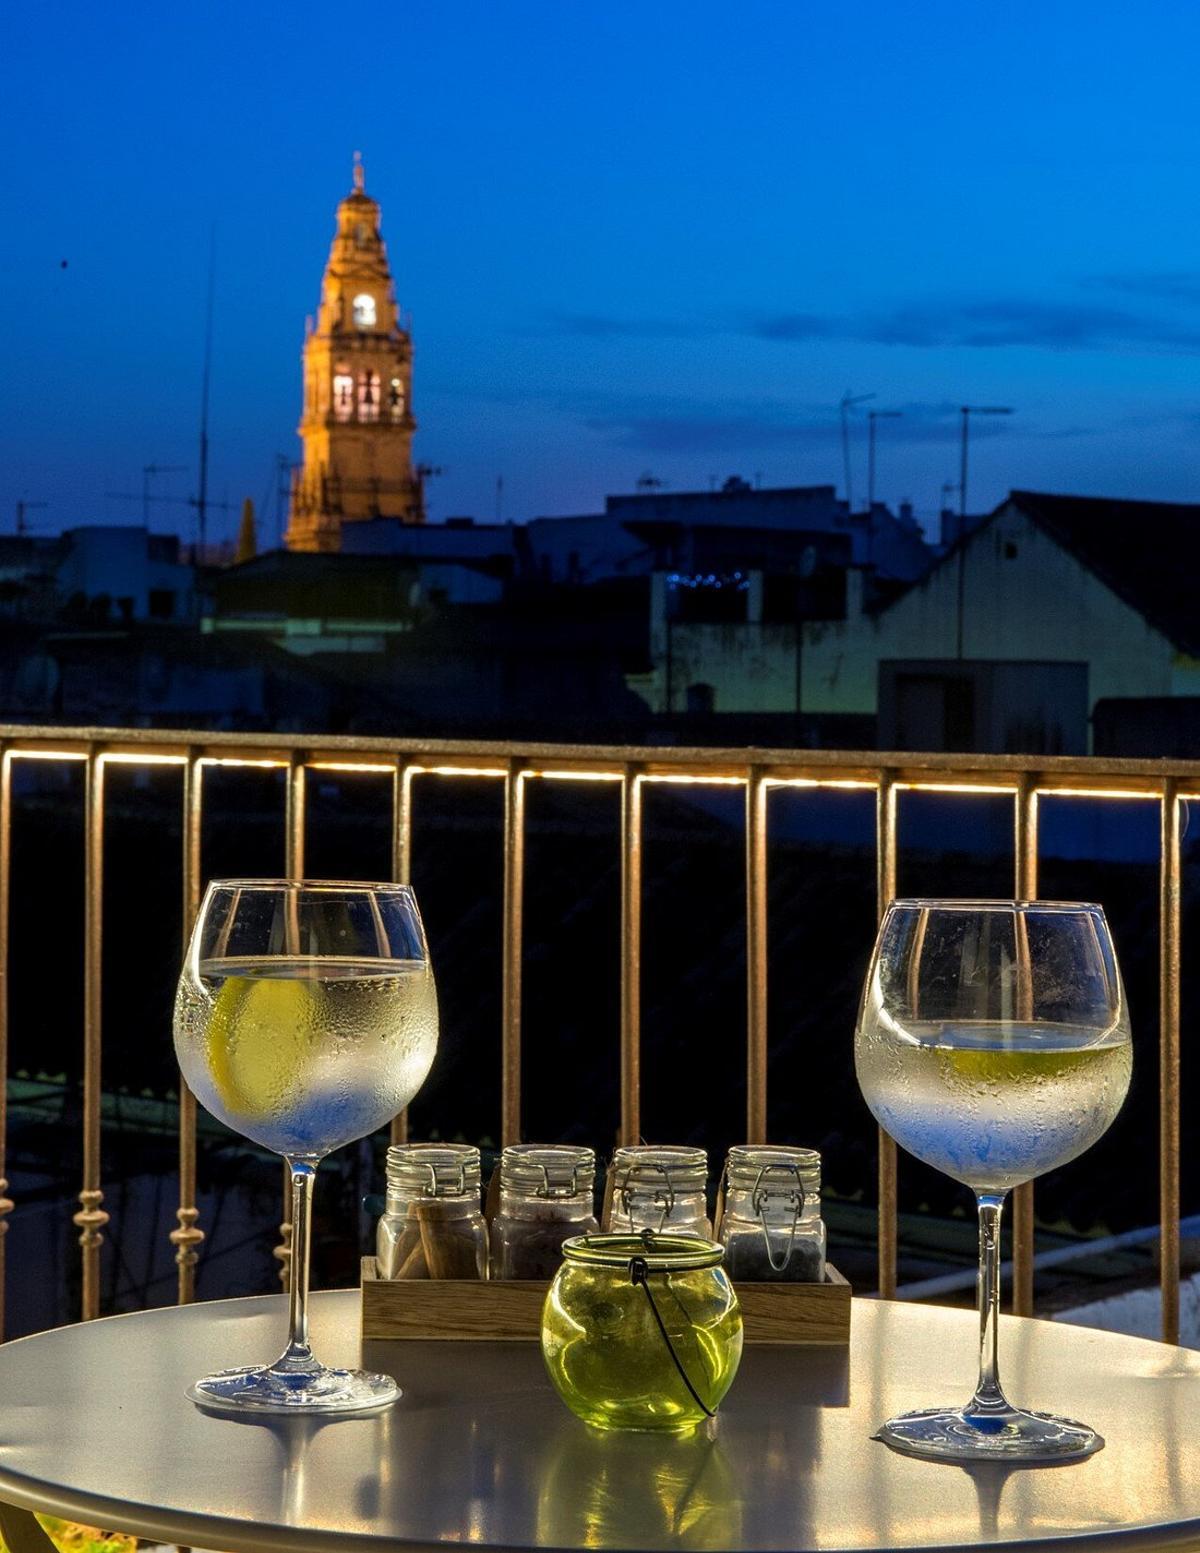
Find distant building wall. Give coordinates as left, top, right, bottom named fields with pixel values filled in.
left=525, top=515, right=653, bottom=584
left=57, top=527, right=194, bottom=623
left=800, top=503, right=1200, bottom=735
left=632, top=571, right=801, bottom=713
left=656, top=622, right=801, bottom=713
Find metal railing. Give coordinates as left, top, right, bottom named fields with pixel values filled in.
left=0, top=726, right=1190, bottom=1340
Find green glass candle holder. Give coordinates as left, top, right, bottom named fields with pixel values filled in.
left=541, top=1232, right=743, bottom=1432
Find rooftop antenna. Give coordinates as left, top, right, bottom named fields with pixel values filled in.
left=415, top=463, right=444, bottom=522
left=956, top=404, right=1014, bottom=657
left=495, top=474, right=504, bottom=523
left=15, top=499, right=47, bottom=535
left=839, top=390, right=875, bottom=511
left=142, top=463, right=187, bottom=524
left=196, top=226, right=217, bottom=554
left=635, top=472, right=664, bottom=494
left=275, top=454, right=293, bottom=548
left=866, top=409, right=903, bottom=510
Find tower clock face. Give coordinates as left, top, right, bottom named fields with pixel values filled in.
left=353, top=293, right=377, bottom=328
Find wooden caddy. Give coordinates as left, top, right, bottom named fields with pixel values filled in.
left=360, top=1256, right=851, bottom=1346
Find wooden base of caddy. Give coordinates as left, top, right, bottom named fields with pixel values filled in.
left=360, top=1256, right=850, bottom=1345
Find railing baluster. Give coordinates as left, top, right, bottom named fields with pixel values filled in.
left=876, top=769, right=898, bottom=1299
left=75, top=750, right=109, bottom=1320
left=275, top=754, right=308, bottom=1289
left=1012, top=773, right=1039, bottom=1317
left=619, top=765, right=642, bottom=1147
left=1160, top=778, right=1182, bottom=1345
left=390, top=760, right=416, bottom=1148
left=746, top=769, right=769, bottom=1144
left=170, top=751, right=205, bottom=1302
left=0, top=748, right=11, bottom=1340
left=501, top=763, right=526, bottom=1147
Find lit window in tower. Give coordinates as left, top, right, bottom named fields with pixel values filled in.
left=333, top=369, right=354, bottom=422
left=389, top=377, right=406, bottom=420
left=353, top=293, right=377, bottom=328
left=359, top=370, right=380, bottom=422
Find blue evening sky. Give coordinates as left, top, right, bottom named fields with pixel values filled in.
left=5, top=1, right=1200, bottom=546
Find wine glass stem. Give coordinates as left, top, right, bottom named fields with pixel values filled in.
left=972, top=1191, right=1009, bottom=1415
left=278, top=1158, right=318, bottom=1374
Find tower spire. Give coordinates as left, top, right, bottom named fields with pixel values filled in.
left=286, top=165, right=421, bottom=552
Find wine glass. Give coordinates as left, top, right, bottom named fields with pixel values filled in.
left=173, top=880, right=438, bottom=1415
left=856, top=899, right=1132, bottom=1462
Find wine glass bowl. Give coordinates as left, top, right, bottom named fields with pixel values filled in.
left=173, top=879, right=438, bottom=1416
left=855, top=899, right=1131, bottom=1462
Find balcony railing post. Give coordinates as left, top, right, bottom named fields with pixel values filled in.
left=170, top=751, right=205, bottom=1303
left=75, top=750, right=109, bottom=1320
left=1012, top=773, right=1040, bottom=1317
left=501, top=762, right=526, bottom=1147
left=876, top=769, right=898, bottom=1299
left=275, top=754, right=308, bottom=1290
left=619, top=765, right=642, bottom=1147
left=1160, top=778, right=1182, bottom=1345
left=390, top=760, right=416, bottom=1148
left=746, top=769, right=768, bottom=1144
left=0, top=748, right=11, bottom=1341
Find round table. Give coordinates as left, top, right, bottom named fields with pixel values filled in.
left=0, top=1290, right=1198, bottom=1553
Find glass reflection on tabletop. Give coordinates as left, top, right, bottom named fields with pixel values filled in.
left=535, top=1425, right=740, bottom=1550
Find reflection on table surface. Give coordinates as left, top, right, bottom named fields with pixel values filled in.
left=0, top=1291, right=1197, bottom=1553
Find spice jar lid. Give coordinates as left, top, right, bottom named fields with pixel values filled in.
left=608, top=1144, right=708, bottom=1194
left=386, top=1143, right=481, bottom=1198
left=562, top=1230, right=725, bottom=1271
left=724, top=1144, right=820, bottom=1196
left=499, top=1143, right=595, bottom=1198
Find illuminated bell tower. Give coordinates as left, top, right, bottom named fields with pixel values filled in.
left=286, top=154, right=422, bottom=553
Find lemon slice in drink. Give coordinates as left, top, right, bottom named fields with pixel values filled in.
left=207, top=973, right=318, bottom=1119
left=942, top=1045, right=1074, bottom=1085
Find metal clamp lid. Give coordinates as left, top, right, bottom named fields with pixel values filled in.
left=499, top=1143, right=595, bottom=1200
left=723, top=1146, right=819, bottom=1274
left=385, top=1143, right=480, bottom=1200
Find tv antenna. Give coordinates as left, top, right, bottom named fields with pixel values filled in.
left=838, top=391, right=875, bottom=511
left=142, top=464, right=186, bottom=523
left=196, top=227, right=217, bottom=552
left=15, top=499, right=47, bottom=535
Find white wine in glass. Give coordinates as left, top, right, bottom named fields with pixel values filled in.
left=174, top=880, right=438, bottom=1416
left=856, top=899, right=1132, bottom=1462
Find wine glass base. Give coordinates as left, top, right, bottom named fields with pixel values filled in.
left=876, top=1405, right=1103, bottom=1463
left=188, top=1363, right=401, bottom=1417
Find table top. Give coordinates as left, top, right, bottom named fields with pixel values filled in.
left=1, top=1290, right=1199, bottom=1553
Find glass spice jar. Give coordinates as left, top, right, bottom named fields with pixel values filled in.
left=718, top=1145, right=826, bottom=1283
left=604, top=1145, right=711, bottom=1237
left=376, top=1143, right=488, bottom=1279
left=490, top=1144, right=598, bottom=1280
left=541, top=1231, right=743, bottom=1432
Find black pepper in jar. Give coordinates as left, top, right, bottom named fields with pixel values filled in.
left=718, top=1145, right=826, bottom=1283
